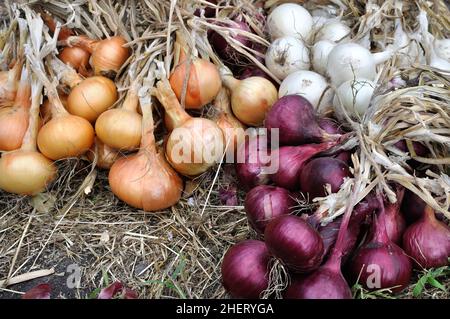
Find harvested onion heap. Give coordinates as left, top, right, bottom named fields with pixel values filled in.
left=152, top=78, right=224, bottom=177
left=108, top=81, right=183, bottom=211
left=0, top=76, right=57, bottom=195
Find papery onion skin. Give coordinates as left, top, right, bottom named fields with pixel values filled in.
left=228, top=76, right=278, bottom=126
left=245, top=185, right=295, bottom=234
left=300, top=157, right=351, bottom=199
left=0, top=106, right=29, bottom=151
left=91, top=36, right=130, bottom=77
left=265, top=95, right=335, bottom=145
left=235, top=135, right=271, bottom=190
left=165, top=118, right=224, bottom=176
left=109, top=152, right=183, bottom=211
left=265, top=215, right=324, bottom=272
left=0, top=151, right=57, bottom=195
left=402, top=206, right=450, bottom=269
left=86, top=138, right=121, bottom=170
left=95, top=109, right=142, bottom=150
left=169, top=58, right=222, bottom=110
left=37, top=115, right=95, bottom=160
left=59, top=47, right=90, bottom=76
left=221, top=240, right=270, bottom=298
left=67, top=76, right=118, bottom=122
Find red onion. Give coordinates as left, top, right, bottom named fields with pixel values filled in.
left=300, top=157, right=352, bottom=199
left=209, top=16, right=252, bottom=63
left=265, top=95, right=340, bottom=146
left=378, top=188, right=406, bottom=244
left=402, top=206, right=450, bottom=269
left=221, top=240, right=270, bottom=298
left=318, top=118, right=344, bottom=135
left=245, top=185, right=295, bottom=234
left=270, top=142, right=336, bottom=190
left=401, top=190, right=428, bottom=224
left=393, top=140, right=428, bottom=157
left=235, top=135, right=271, bottom=190
left=348, top=198, right=412, bottom=293
left=264, top=215, right=324, bottom=272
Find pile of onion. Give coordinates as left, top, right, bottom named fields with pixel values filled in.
left=0, top=78, right=56, bottom=195
left=95, top=79, right=142, bottom=151
left=0, top=65, right=31, bottom=151
left=152, top=78, right=224, bottom=177
left=109, top=89, right=183, bottom=211
left=65, top=35, right=130, bottom=78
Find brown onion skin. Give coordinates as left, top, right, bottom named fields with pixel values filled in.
left=91, top=36, right=130, bottom=77
left=300, top=157, right=352, bottom=199
left=235, top=135, right=271, bottom=190
left=169, top=58, right=222, bottom=110
left=109, top=152, right=183, bottom=211
left=37, top=114, right=95, bottom=160
left=265, top=95, right=335, bottom=145
left=402, top=206, right=450, bottom=269
left=348, top=215, right=412, bottom=293
left=265, top=215, right=324, bottom=273
left=59, top=47, right=90, bottom=76
left=67, top=76, right=118, bottom=122
left=221, top=240, right=270, bottom=299
left=244, top=185, right=295, bottom=234
left=0, top=106, right=29, bottom=151
left=86, top=138, right=121, bottom=170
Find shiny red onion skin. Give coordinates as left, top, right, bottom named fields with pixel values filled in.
left=380, top=201, right=406, bottom=244
left=221, top=240, right=270, bottom=298
left=265, top=95, right=334, bottom=146
left=235, top=136, right=271, bottom=191
left=402, top=207, right=450, bottom=269
left=300, top=157, right=352, bottom=199
left=285, top=265, right=352, bottom=299
left=401, top=191, right=428, bottom=224
left=270, top=142, right=335, bottom=190
left=264, top=215, right=324, bottom=273
left=393, top=140, right=428, bottom=157
left=245, top=185, right=295, bottom=234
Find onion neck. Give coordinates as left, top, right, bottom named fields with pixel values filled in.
left=221, top=74, right=241, bottom=92
left=50, top=58, right=83, bottom=88
left=122, top=81, right=139, bottom=112
left=139, top=98, right=156, bottom=154
left=66, top=35, right=99, bottom=54
left=21, top=82, right=43, bottom=152
left=373, top=195, right=390, bottom=244
left=174, top=31, right=189, bottom=66
left=214, top=87, right=232, bottom=115
left=14, top=66, right=31, bottom=109
left=6, top=58, right=22, bottom=92
left=423, top=205, right=437, bottom=223
left=47, top=87, right=69, bottom=118
left=372, top=47, right=395, bottom=65
left=152, top=79, right=191, bottom=128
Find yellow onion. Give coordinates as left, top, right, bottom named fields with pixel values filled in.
left=0, top=65, right=31, bottom=151
left=214, top=87, right=246, bottom=157
left=86, top=137, right=122, bottom=170
left=0, top=80, right=57, bottom=195
left=59, top=46, right=91, bottom=76
left=66, top=75, right=118, bottom=122
left=222, top=74, right=278, bottom=126
left=152, top=79, right=224, bottom=177
left=40, top=93, right=68, bottom=125
left=108, top=92, right=183, bottom=211
left=36, top=69, right=95, bottom=160
left=66, top=35, right=130, bottom=78
left=95, top=80, right=142, bottom=150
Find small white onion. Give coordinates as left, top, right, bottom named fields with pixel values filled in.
left=279, top=70, right=332, bottom=112
left=265, top=36, right=310, bottom=80
left=267, top=3, right=313, bottom=41
left=334, top=78, right=375, bottom=119
left=315, top=20, right=351, bottom=43
left=312, top=40, right=336, bottom=75
left=327, top=43, right=392, bottom=86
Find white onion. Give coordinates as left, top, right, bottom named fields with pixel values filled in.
left=334, top=78, right=375, bottom=119
left=312, top=40, right=336, bottom=75
left=267, top=3, right=313, bottom=41
left=315, top=20, right=351, bottom=43
left=265, top=36, right=310, bottom=80
left=326, top=43, right=393, bottom=86
left=434, top=39, right=450, bottom=62
left=312, top=16, right=328, bottom=32
left=279, top=70, right=332, bottom=112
